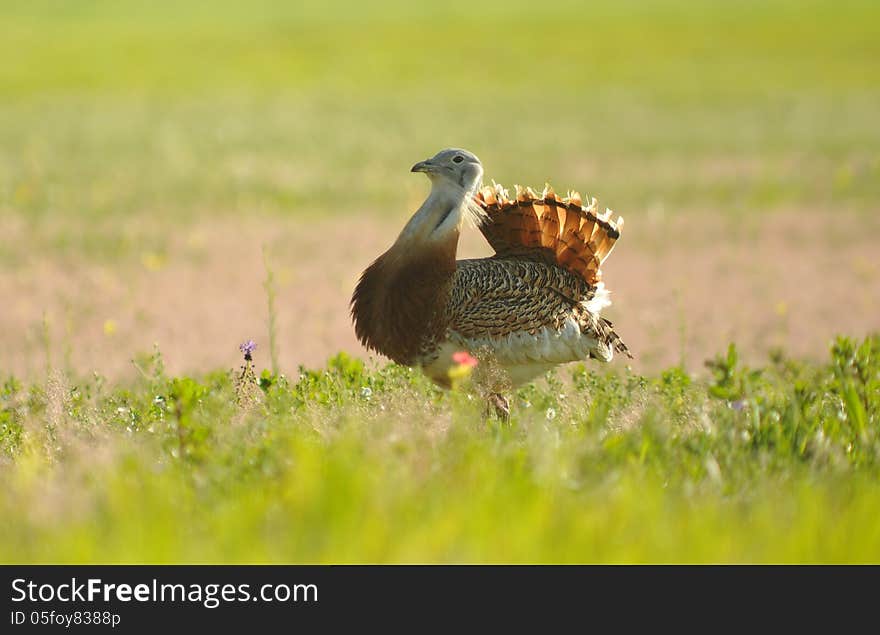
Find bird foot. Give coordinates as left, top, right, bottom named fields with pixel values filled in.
left=486, top=393, right=510, bottom=422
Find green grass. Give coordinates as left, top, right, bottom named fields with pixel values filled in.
left=1, top=336, right=878, bottom=562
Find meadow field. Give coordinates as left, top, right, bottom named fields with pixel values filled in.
left=1, top=0, right=878, bottom=562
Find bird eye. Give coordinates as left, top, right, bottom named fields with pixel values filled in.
left=453, top=155, right=464, bottom=164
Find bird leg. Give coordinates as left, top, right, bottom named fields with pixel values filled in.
left=486, top=392, right=511, bottom=422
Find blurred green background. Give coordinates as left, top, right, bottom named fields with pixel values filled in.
left=3, top=0, right=878, bottom=239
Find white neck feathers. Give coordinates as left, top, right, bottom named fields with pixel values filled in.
left=397, top=178, right=484, bottom=247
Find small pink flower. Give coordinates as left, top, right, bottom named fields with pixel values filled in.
left=452, top=351, right=478, bottom=368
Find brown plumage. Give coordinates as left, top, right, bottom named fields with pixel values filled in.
left=351, top=148, right=629, bottom=397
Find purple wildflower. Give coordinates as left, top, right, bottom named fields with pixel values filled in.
left=239, top=339, right=257, bottom=361
left=730, top=399, right=747, bottom=412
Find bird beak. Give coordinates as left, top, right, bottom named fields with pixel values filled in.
left=411, top=159, right=434, bottom=173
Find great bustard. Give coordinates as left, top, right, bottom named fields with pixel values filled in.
left=351, top=148, right=630, bottom=413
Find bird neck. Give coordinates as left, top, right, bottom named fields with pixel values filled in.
left=397, top=179, right=471, bottom=247
left=350, top=186, right=467, bottom=365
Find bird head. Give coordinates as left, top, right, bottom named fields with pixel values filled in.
left=411, top=148, right=483, bottom=195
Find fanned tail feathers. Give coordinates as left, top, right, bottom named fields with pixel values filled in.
left=474, top=183, right=624, bottom=286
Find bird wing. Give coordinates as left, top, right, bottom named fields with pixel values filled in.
left=447, top=258, right=629, bottom=366
left=474, top=184, right=624, bottom=286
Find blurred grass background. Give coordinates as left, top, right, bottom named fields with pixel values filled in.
left=2, top=0, right=878, bottom=253
left=4, top=0, right=877, bottom=96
